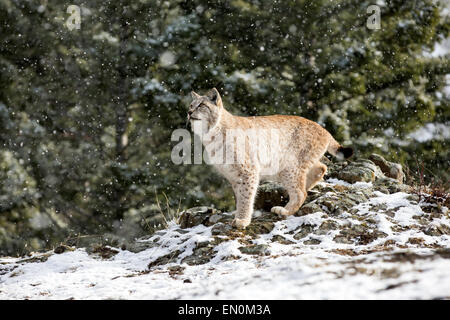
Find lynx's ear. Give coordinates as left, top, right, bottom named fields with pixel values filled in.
left=191, top=91, right=201, bottom=100
left=206, top=88, right=223, bottom=107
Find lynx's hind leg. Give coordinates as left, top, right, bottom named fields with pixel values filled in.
left=306, top=162, right=327, bottom=191
left=271, top=169, right=307, bottom=216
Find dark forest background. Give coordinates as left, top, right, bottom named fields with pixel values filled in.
left=0, top=0, right=449, bottom=255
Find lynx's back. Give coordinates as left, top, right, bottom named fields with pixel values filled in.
left=220, top=114, right=336, bottom=171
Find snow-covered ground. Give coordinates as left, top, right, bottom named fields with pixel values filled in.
left=1, top=180, right=449, bottom=300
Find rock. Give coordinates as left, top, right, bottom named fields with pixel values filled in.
left=246, top=221, right=276, bottom=237
left=211, top=222, right=233, bottom=236
left=239, top=244, right=270, bottom=256
left=293, top=224, right=315, bottom=240
left=304, top=238, right=321, bottom=245
left=254, top=181, right=288, bottom=211
left=299, top=202, right=322, bottom=215
left=331, top=159, right=381, bottom=183
left=374, top=177, right=410, bottom=193
left=345, top=191, right=371, bottom=204
left=245, top=212, right=279, bottom=237
left=208, top=213, right=233, bottom=226
left=333, top=235, right=354, bottom=244
left=174, top=228, right=190, bottom=234
left=208, top=214, right=224, bottom=224
left=124, top=240, right=157, bottom=253
left=369, top=154, right=404, bottom=183
left=333, top=224, right=387, bottom=245
left=319, top=220, right=339, bottom=232
left=148, top=250, right=181, bottom=268
left=182, top=246, right=214, bottom=265
left=178, top=206, right=221, bottom=228
left=54, top=245, right=73, bottom=254
left=272, top=235, right=295, bottom=244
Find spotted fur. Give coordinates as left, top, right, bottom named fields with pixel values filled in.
left=188, top=88, right=352, bottom=229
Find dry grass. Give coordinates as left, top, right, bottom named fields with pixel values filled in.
left=406, top=159, right=449, bottom=207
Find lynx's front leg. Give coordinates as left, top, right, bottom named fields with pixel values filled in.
left=230, top=173, right=259, bottom=229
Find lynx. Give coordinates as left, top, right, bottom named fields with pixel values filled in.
left=188, top=88, right=353, bottom=229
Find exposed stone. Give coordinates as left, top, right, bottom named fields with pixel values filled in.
left=293, top=224, right=315, bottom=240
left=174, top=228, right=190, bottom=234
left=319, top=220, right=339, bottom=232
left=208, top=214, right=224, bottom=224
left=245, top=221, right=276, bottom=237
left=299, top=202, right=322, bottom=215
left=272, top=235, right=294, bottom=244
left=239, top=244, right=270, bottom=256
left=331, top=159, right=380, bottom=183
left=178, top=206, right=221, bottom=228
left=320, top=198, right=339, bottom=213
left=182, top=246, right=214, bottom=265
left=334, top=225, right=387, bottom=245
left=211, top=222, right=233, bottom=236
left=345, top=191, right=371, bottom=204
left=124, top=241, right=157, bottom=253
left=254, top=181, right=288, bottom=211
left=304, top=238, right=321, bottom=245
left=374, top=177, right=410, bottom=194
left=148, top=250, right=181, bottom=268
left=369, top=154, right=404, bottom=183
left=333, top=235, right=354, bottom=244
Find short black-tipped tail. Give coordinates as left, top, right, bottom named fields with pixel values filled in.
left=337, top=146, right=354, bottom=159
left=327, top=137, right=354, bottom=160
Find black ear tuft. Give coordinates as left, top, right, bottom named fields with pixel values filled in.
left=337, top=146, right=354, bottom=159
left=206, top=88, right=218, bottom=101
left=206, top=88, right=222, bottom=106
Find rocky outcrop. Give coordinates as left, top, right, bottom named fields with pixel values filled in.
left=1, top=154, right=449, bottom=299
left=135, top=154, right=446, bottom=267
left=369, top=153, right=405, bottom=183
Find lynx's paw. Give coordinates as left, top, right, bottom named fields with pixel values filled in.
left=271, top=206, right=289, bottom=216
left=231, top=218, right=251, bottom=229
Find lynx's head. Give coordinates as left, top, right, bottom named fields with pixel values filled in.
left=188, top=88, right=223, bottom=133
